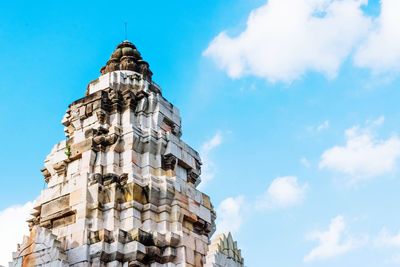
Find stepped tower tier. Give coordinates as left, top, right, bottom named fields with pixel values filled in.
left=10, top=40, right=221, bottom=267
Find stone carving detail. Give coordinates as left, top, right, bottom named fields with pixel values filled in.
left=91, top=128, right=119, bottom=152
left=89, top=173, right=129, bottom=186
left=9, top=40, right=244, bottom=267
left=162, top=154, right=177, bottom=171
left=87, top=228, right=180, bottom=265
left=41, top=167, right=51, bottom=184
left=187, top=169, right=200, bottom=185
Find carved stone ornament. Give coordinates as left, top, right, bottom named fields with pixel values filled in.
left=162, top=154, right=177, bottom=171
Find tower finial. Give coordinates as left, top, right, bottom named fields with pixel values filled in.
left=124, top=22, right=128, bottom=41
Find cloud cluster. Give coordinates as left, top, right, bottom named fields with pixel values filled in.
left=376, top=228, right=400, bottom=247
left=257, top=176, right=308, bottom=210
left=316, top=120, right=330, bottom=132
left=200, top=121, right=400, bottom=263
left=204, top=0, right=400, bottom=82
left=216, top=176, right=308, bottom=234
left=304, top=215, right=363, bottom=262
left=304, top=221, right=400, bottom=263
left=0, top=202, right=34, bottom=266
left=300, top=157, right=312, bottom=168
left=306, top=120, right=331, bottom=135
left=319, top=117, right=400, bottom=183
left=354, top=0, right=400, bottom=73
left=215, top=196, right=245, bottom=235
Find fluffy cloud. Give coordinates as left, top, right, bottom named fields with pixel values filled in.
left=376, top=228, right=400, bottom=247
left=300, top=157, right=312, bottom=168
left=0, top=202, right=34, bottom=266
left=316, top=120, right=330, bottom=132
left=216, top=196, right=245, bottom=234
left=372, top=228, right=400, bottom=263
left=205, top=0, right=400, bottom=81
left=307, top=120, right=330, bottom=133
left=354, top=0, right=400, bottom=73
left=199, top=132, right=223, bottom=188
left=216, top=176, right=307, bottom=234
left=319, top=118, right=400, bottom=183
left=256, top=176, right=308, bottom=209
left=304, top=215, right=361, bottom=262
left=204, top=0, right=370, bottom=82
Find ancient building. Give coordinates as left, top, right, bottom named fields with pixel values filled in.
left=9, top=41, right=244, bottom=267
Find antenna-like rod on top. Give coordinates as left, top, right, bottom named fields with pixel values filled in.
left=124, top=22, right=128, bottom=41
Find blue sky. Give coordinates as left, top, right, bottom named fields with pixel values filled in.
left=2, top=0, right=400, bottom=266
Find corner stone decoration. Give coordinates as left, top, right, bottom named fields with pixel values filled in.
left=9, top=41, right=244, bottom=267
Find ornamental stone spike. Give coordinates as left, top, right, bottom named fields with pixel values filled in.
left=9, top=40, right=244, bottom=267
left=205, top=233, right=244, bottom=267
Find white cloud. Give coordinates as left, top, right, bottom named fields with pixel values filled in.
left=373, top=228, right=400, bottom=264
left=317, top=120, right=330, bottom=132
left=376, top=228, right=400, bottom=247
left=256, top=176, right=308, bottom=209
left=204, top=0, right=370, bottom=82
left=301, top=157, right=312, bottom=168
left=216, top=196, right=245, bottom=234
left=201, top=132, right=223, bottom=154
left=354, top=0, right=400, bottom=73
left=199, top=132, right=224, bottom=188
left=388, top=254, right=400, bottom=265
left=370, top=115, right=385, bottom=127
left=307, top=120, right=330, bottom=133
left=0, top=202, right=34, bottom=266
left=304, top=215, right=362, bottom=262
left=319, top=118, right=400, bottom=183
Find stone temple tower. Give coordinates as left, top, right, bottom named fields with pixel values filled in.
left=9, top=41, right=244, bottom=267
